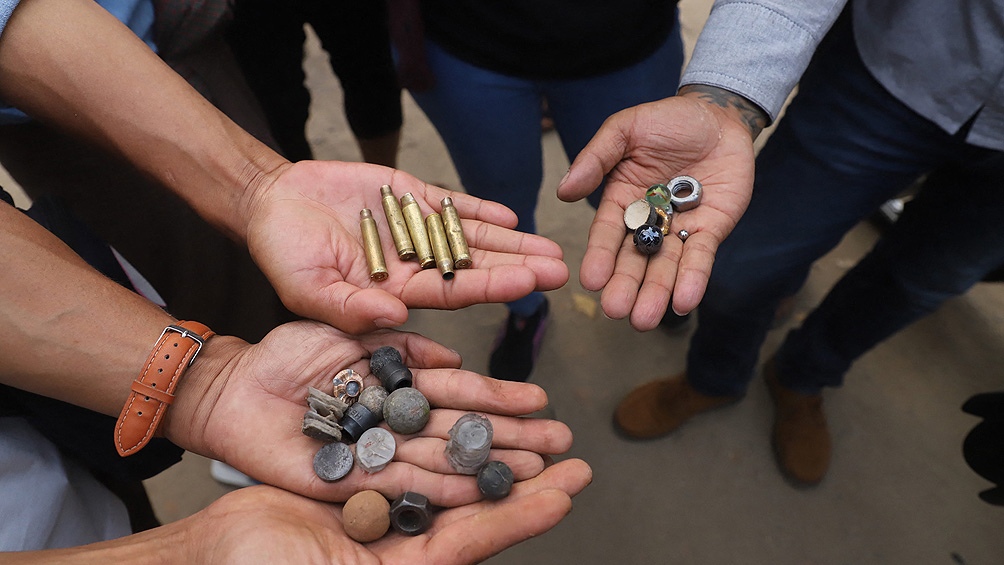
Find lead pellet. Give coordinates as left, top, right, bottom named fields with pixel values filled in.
left=360, top=209, right=388, bottom=281
left=380, top=185, right=415, bottom=260
left=440, top=197, right=472, bottom=269
left=400, top=193, right=435, bottom=269
left=426, top=212, right=455, bottom=280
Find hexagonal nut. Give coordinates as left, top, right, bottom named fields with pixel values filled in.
left=389, top=491, right=432, bottom=536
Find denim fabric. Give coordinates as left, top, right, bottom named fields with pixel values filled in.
left=410, top=14, right=683, bottom=314
left=686, top=13, right=1004, bottom=397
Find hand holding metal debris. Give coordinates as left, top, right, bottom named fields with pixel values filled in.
left=201, top=327, right=577, bottom=510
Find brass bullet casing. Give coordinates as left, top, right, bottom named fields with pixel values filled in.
left=360, top=209, right=388, bottom=281
left=400, top=193, right=435, bottom=268
left=380, top=185, right=415, bottom=260
left=440, top=197, right=472, bottom=269
left=425, top=212, right=455, bottom=280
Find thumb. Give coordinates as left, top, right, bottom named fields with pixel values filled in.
left=298, top=282, right=409, bottom=334
left=556, top=114, right=630, bottom=202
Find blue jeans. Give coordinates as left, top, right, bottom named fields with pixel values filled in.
left=410, top=18, right=683, bottom=315
left=687, top=13, right=1004, bottom=397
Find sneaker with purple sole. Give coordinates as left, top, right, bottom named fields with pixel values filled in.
left=488, top=299, right=550, bottom=382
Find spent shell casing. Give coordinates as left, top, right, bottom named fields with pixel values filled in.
left=400, top=193, right=435, bottom=269
left=360, top=209, right=388, bottom=281
left=440, top=197, right=472, bottom=269
left=380, top=185, right=416, bottom=260
left=425, top=212, right=455, bottom=280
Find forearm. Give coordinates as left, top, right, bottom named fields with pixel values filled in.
left=2, top=513, right=192, bottom=564
left=0, top=204, right=238, bottom=443
left=0, top=0, right=288, bottom=241
left=0, top=204, right=176, bottom=414
left=678, top=84, right=768, bottom=140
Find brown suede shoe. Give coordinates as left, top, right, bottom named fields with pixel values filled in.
left=765, top=359, right=831, bottom=486
left=614, top=374, right=739, bottom=439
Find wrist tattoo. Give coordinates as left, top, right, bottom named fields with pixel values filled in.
left=679, top=85, right=768, bottom=139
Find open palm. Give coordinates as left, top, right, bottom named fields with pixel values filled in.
left=557, top=95, right=756, bottom=330
left=246, top=160, right=569, bottom=334
left=168, top=321, right=575, bottom=507
left=182, top=459, right=591, bottom=564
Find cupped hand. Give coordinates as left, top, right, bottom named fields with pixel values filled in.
left=183, top=459, right=591, bottom=564
left=167, top=320, right=575, bottom=507
left=243, top=161, right=568, bottom=334
left=556, top=90, right=760, bottom=330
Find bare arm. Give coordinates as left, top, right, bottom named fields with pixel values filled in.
left=0, top=0, right=286, bottom=241
left=0, top=0, right=569, bottom=334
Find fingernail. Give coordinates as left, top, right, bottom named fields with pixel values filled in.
left=374, top=317, right=398, bottom=328
left=558, top=168, right=570, bottom=187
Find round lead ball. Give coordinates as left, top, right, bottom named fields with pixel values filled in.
left=358, top=385, right=389, bottom=419
left=313, top=441, right=354, bottom=482
left=384, top=387, right=431, bottom=435
left=633, top=224, right=663, bottom=255
left=342, top=490, right=391, bottom=543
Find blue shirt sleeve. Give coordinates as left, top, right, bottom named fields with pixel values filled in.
left=0, top=0, right=19, bottom=38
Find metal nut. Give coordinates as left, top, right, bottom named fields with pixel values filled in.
left=389, top=491, right=432, bottom=536
left=668, top=175, right=702, bottom=212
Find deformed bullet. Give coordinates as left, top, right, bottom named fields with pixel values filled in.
left=445, top=413, right=493, bottom=475
left=314, top=441, right=354, bottom=481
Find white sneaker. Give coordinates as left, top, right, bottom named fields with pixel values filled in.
left=210, top=460, right=258, bottom=488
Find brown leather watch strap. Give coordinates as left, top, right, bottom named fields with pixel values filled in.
left=115, top=320, right=215, bottom=457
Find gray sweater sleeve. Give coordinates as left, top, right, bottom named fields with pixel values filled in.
left=0, top=0, right=20, bottom=39
left=680, top=0, right=846, bottom=122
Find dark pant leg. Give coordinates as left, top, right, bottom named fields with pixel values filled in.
left=227, top=0, right=313, bottom=161
left=686, top=12, right=956, bottom=396
left=776, top=151, right=1004, bottom=393
left=308, top=0, right=403, bottom=140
